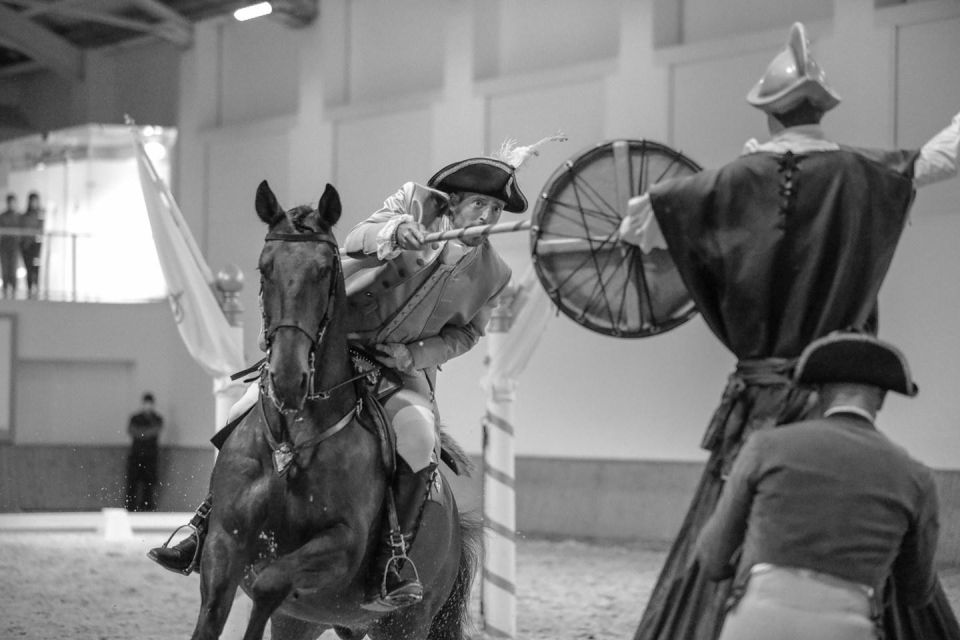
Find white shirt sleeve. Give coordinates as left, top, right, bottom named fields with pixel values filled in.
left=618, top=194, right=668, bottom=253
left=375, top=213, right=414, bottom=260
left=914, top=111, right=960, bottom=188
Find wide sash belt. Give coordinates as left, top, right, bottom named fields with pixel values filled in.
left=701, top=357, right=797, bottom=451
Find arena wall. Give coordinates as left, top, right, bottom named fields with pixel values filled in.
left=2, top=445, right=958, bottom=567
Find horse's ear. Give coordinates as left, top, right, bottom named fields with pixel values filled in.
left=318, top=183, right=341, bottom=227
left=255, top=180, right=283, bottom=225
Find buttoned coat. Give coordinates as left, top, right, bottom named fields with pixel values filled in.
left=341, top=182, right=512, bottom=373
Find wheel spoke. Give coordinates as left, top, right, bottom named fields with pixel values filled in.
left=540, top=198, right=620, bottom=227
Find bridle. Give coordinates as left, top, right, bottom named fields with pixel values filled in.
left=258, top=227, right=369, bottom=475
left=260, top=229, right=344, bottom=415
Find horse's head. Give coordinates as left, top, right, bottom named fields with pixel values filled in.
left=255, top=179, right=342, bottom=413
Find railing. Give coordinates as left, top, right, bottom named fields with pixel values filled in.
left=0, top=229, right=164, bottom=303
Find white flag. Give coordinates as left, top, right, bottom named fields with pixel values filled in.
left=134, top=134, right=245, bottom=378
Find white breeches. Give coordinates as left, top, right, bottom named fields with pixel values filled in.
left=719, top=565, right=877, bottom=640
left=384, top=392, right=436, bottom=472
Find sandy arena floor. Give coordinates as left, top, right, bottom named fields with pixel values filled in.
left=0, top=532, right=957, bottom=640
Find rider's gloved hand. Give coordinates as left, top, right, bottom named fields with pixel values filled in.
left=394, top=221, right=426, bottom=250
left=374, top=342, right=415, bottom=373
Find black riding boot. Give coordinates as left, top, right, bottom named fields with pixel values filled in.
left=361, top=461, right=437, bottom=612
left=147, top=494, right=211, bottom=575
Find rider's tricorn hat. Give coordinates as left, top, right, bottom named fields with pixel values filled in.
left=795, top=332, right=919, bottom=396
left=746, top=22, right=841, bottom=114
left=427, top=134, right=567, bottom=214
left=428, top=157, right=528, bottom=213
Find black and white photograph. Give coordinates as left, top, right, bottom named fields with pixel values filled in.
left=0, top=1, right=958, bottom=639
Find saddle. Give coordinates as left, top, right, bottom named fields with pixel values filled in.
left=210, top=347, right=471, bottom=477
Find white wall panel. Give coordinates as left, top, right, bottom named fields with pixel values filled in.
left=878, top=15, right=960, bottom=470
left=333, top=107, right=433, bottom=230
left=15, top=359, right=134, bottom=445
left=896, top=16, right=960, bottom=218
left=880, top=212, right=960, bottom=470
left=106, top=41, right=180, bottom=127
left=219, top=19, right=300, bottom=125
left=2, top=300, right=212, bottom=447
left=487, top=0, right=620, bottom=77
left=347, top=0, right=445, bottom=103
left=678, top=0, right=832, bottom=45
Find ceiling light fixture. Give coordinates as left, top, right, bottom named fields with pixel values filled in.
left=234, top=2, right=273, bottom=22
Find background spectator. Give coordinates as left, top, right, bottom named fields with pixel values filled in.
left=125, top=391, right=163, bottom=512
left=0, top=193, right=20, bottom=299
left=19, top=191, right=44, bottom=299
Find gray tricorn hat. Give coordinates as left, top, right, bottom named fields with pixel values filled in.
left=746, top=22, right=841, bottom=114
left=795, top=332, right=918, bottom=396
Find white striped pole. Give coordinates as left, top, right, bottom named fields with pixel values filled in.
left=482, top=291, right=518, bottom=639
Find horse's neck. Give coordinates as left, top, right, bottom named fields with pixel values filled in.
left=310, top=311, right=356, bottom=413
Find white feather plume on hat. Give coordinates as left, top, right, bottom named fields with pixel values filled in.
left=494, top=132, right=567, bottom=169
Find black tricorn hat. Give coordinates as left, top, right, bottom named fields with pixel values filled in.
left=795, top=332, right=919, bottom=396
left=427, top=157, right=527, bottom=213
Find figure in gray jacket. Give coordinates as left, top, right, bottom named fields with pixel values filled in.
left=696, top=332, right=940, bottom=640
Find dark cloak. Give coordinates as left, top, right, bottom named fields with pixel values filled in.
left=634, top=146, right=960, bottom=640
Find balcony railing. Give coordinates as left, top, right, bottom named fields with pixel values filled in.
left=0, top=228, right=165, bottom=303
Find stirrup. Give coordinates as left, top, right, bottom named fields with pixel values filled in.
left=361, top=533, right=423, bottom=612
left=153, top=523, right=203, bottom=576
left=151, top=497, right=210, bottom=576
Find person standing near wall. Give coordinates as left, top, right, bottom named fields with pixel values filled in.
left=125, top=391, right=163, bottom=512
left=617, top=22, right=960, bottom=640
left=19, top=192, right=44, bottom=300
left=696, top=332, right=939, bottom=640
left=0, top=194, right=21, bottom=299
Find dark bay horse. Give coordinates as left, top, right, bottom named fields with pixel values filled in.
left=191, top=180, right=480, bottom=640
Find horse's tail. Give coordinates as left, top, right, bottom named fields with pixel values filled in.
left=427, top=511, right=483, bottom=640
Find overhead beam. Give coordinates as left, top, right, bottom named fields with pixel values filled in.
left=272, top=0, right=318, bottom=28
left=1, top=0, right=192, bottom=47
left=2, top=0, right=86, bottom=19
left=127, top=0, right=192, bottom=47
left=0, top=3, right=82, bottom=79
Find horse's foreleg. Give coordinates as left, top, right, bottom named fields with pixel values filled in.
left=249, top=523, right=356, bottom=602
left=190, top=528, right=244, bottom=640
left=240, top=524, right=355, bottom=640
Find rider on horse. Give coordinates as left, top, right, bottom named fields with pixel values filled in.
left=150, top=139, right=558, bottom=611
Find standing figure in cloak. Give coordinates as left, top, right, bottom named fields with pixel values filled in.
left=696, top=332, right=939, bottom=640
left=617, top=22, right=960, bottom=640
